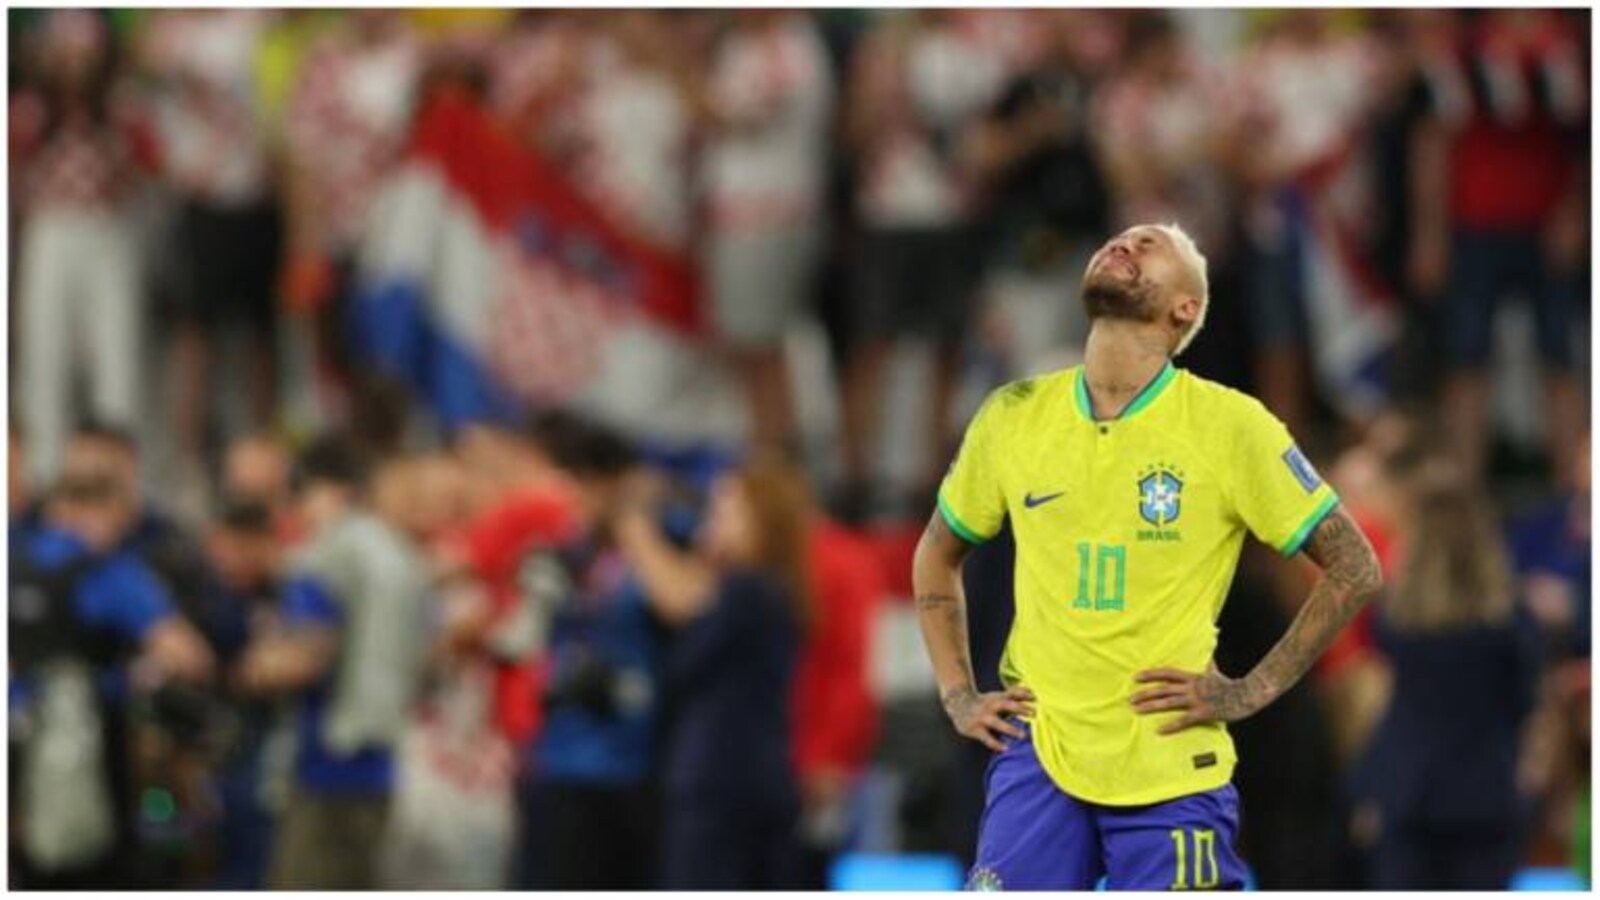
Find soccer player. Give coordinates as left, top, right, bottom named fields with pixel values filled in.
left=913, top=223, right=1384, bottom=890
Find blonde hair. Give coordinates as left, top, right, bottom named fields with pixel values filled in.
left=1153, top=222, right=1209, bottom=357
left=1385, top=467, right=1515, bottom=633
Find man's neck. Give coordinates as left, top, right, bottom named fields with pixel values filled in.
left=1082, top=321, right=1171, bottom=420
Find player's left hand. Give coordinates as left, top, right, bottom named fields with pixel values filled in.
left=1130, top=667, right=1259, bottom=735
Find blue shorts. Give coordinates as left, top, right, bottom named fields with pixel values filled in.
left=968, top=729, right=1247, bottom=891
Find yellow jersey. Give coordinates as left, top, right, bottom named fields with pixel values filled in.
left=938, top=363, right=1339, bottom=806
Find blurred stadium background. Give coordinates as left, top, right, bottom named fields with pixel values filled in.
left=5, top=6, right=1591, bottom=891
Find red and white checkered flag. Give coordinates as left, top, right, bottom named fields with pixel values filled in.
left=487, top=239, right=622, bottom=406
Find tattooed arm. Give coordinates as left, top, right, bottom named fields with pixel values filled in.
left=1131, top=506, right=1383, bottom=733
left=913, top=512, right=1035, bottom=751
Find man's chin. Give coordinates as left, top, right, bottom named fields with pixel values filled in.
left=1084, top=268, right=1130, bottom=291
left=1082, top=282, right=1159, bottom=324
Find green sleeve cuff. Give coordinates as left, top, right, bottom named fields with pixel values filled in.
left=1279, top=493, right=1341, bottom=557
left=937, top=491, right=990, bottom=546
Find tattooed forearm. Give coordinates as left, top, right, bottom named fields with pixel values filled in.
left=913, top=512, right=981, bottom=710
left=1300, top=506, right=1384, bottom=595
left=918, top=592, right=976, bottom=706
left=915, top=593, right=961, bottom=610
left=1224, top=508, right=1383, bottom=715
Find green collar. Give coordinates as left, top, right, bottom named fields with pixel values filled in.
left=1074, top=362, right=1178, bottom=423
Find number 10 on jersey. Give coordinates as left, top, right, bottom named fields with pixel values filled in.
left=1072, top=542, right=1125, bottom=611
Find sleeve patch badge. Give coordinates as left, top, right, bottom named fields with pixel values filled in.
left=1282, top=445, right=1322, bottom=493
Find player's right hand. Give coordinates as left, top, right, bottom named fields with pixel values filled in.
left=942, top=685, right=1036, bottom=752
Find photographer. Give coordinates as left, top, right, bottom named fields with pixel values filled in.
left=237, top=439, right=436, bottom=890
left=516, top=423, right=664, bottom=890
left=616, top=454, right=811, bottom=889
left=189, top=496, right=283, bottom=889
left=9, top=471, right=214, bottom=889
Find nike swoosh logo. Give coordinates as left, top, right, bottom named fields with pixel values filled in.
left=1023, top=491, right=1064, bottom=509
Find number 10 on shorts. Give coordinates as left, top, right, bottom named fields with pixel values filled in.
left=1169, top=828, right=1219, bottom=890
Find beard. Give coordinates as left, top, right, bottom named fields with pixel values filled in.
left=1081, top=269, right=1163, bottom=324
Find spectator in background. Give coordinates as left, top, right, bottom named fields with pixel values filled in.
left=1232, top=10, right=1386, bottom=437
left=283, top=10, right=421, bottom=418
left=190, top=496, right=282, bottom=889
left=252, top=10, right=334, bottom=148
left=438, top=413, right=586, bottom=748
left=453, top=419, right=563, bottom=518
left=13, top=11, right=147, bottom=488
left=1510, top=430, right=1591, bottom=659
left=489, top=10, right=592, bottom=162
left=616, top=455, right=810, bottom=889
left=701, top=11, right=834, bottom=450
left=965, top=9, right=1112, bottom=380
left=516, top=423, right=662, bottom=891
left=839, top=10, right=1020, bottom=519
left=53, top=421, right=216, bottom=886
left=10, top=471, right=215, bottom=889
left=1410, top=9, right=1588, bottom=485
left=1509, top=431, right=1590, bottom=869
left=795, top=495, right=885, bottom=885
left=1356, top=461, right=1542, bottom=890
left=139, top=10, right=282, bottom=498
left=61, top=423, right=209, bottom=610
left=379, top=453, right=522, bottom=891
left=238, top=439, right=435, bottom=890
left=222, top=433, right=299, bottom=542
left=1093, top=12, right=1232, bottom=278
left=574, top=11, right=698, bottom=254
left=1362, top=11, right=1448, bottom=403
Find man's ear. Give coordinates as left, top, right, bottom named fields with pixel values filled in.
left=1172, top=293, right=1201, bottom=329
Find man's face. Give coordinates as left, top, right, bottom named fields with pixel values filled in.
left=1079, top=226, right=1197, bottom=332
left=63, top=437, right=136, bottom=499
left=398, top=455, right=470, bottom=541
left=456, top=424, right=521, bottom=490
left=225, top=439, right=290, bottom=510
left=53, top=493, right=121, bottom=553
left=295, top=482, right=353, bottom=535
left=207, top=528, right=279, bottom=591
left=61, top=438, right=137, bottom=540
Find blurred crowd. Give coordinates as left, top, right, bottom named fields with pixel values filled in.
left=6, top=7, right=1592, bottom=891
